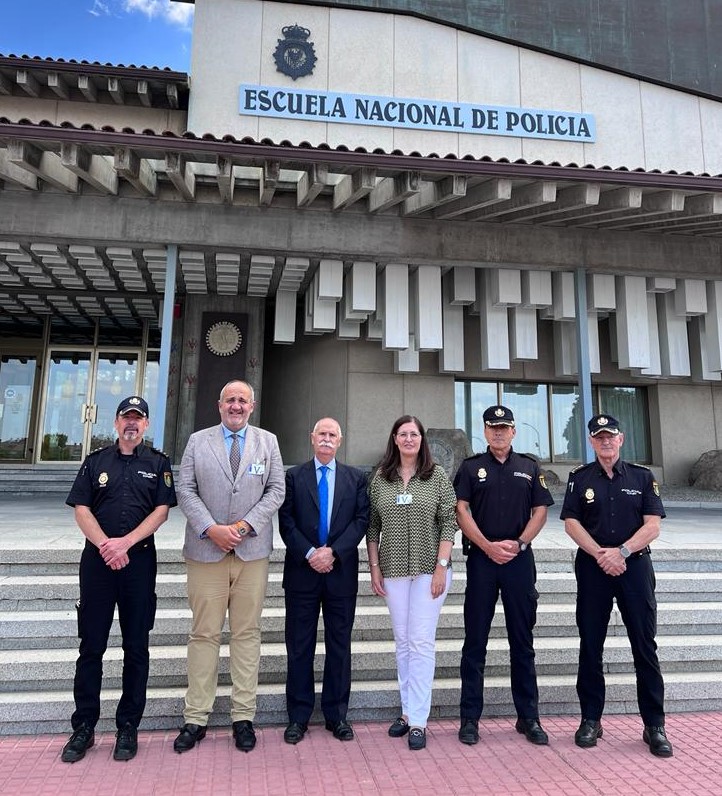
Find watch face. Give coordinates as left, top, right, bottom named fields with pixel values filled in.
left=206, top=321, right=242, bottom=357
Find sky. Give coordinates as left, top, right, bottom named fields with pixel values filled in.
left=1, top=0, right=195, bottom=72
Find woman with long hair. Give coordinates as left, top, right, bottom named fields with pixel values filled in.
left=367, top=415, right=458, bottom=750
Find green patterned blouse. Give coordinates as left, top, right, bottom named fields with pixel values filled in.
left=367, top=464, right=458, bottom=578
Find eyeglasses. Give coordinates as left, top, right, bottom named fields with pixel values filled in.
left=396, top=432, right=421, bottom=440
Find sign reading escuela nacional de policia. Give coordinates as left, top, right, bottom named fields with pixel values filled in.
left=239, top=84, right=595, bottom=142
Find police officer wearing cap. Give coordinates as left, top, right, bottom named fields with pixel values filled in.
left=560, top=414, right=673, bottom=758
left=61, top=396, right=177, bottom=764
left=454, top=405, right=554, bottom=746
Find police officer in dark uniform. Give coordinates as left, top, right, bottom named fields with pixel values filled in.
left=60, top=396, right=177, bottom=764
left=454, top=405, right=554, bottom=746
left=560, top=413, right=673, bottom=758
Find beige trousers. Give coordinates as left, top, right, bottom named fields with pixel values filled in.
left=183, top=555, right=269, bottom=725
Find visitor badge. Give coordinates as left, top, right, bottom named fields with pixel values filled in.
left=396, top=494, right=413, bottom=505
left=249, top=460, right=265, bottom=476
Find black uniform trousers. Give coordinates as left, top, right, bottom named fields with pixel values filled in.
left=72, top=542, right=157, bottom=730
left=284, top=584, right=356, bottom=725
left=460, top=548, right=540, bottom=720
left=575, top=550, right=664, bottom=726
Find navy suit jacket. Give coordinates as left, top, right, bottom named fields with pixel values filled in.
left=279, top=459, right=369, bottom=597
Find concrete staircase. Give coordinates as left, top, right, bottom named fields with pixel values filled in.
left=2, top=543, right=722, bottom=735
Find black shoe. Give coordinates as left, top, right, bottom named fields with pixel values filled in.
left=233, top=720, right=256, bottom=752
left=408, top=727, right=426, bottom=750
left=575, top=719, right=603, bottom=748
left=325, top=719, right=354, bottom=741
left=388, top=717, right=410, bottom=738
left=283, top=721, right=307, bottom=744
left=643, top=725, right=673, bottom=758
left=61, top=724, right=95, bottom=763
left=173, top=723, right=207, bottom=753
left=458, top=718, right=479, bottom=745
left=515, top=718, right=549, bottom=745
left=113, top=723, right=137, bottom=761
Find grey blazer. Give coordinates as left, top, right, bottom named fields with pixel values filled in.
left=177, top=423, right=285, bottom=563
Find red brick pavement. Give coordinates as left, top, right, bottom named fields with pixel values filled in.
left=1, top=714, right=718, bottom=796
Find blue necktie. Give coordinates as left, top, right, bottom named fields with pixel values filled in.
left=318, top=465, right=329, bottom=545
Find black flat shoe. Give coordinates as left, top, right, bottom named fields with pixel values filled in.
left=173, top=723, right=207, bottom=753
left=325, top=719, right=354, bottom=741
left=61, top=724, right=94, bottom=763
left=515, top=718, right=549, bottom=745
left=458, top=718, right=479, bottom=745
left=575, top=719, right=603, bottom=748
left=113, top=723, right=137, bottom=761
left=388, top=717, right=410, bottom=738
left=408, top=727, right=426, bottom=750
left=284, top=721, right=307, bottom=744
left=643, top=725, right=673, bottom=758
left=233, top=720, right=256, bottom=752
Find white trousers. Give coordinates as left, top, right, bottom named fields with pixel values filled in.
left=384, top=569, right=452, bottom=728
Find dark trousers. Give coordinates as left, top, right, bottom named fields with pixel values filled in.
left=575, top=549, right=665, bottom=726
left=284, top=585, right=356, bottom=725
left=72, top=541, right=157, bottom=730
left=460, top=548, right=540, bottom=720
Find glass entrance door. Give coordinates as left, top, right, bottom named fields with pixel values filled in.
left=38, top=350, right=140, bottom=463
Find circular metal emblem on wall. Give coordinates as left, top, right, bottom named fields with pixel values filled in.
left=206, top=321, right=243, bottom=357
left=274, top=24, right=317, bottom=80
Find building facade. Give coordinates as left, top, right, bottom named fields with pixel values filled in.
left=1, top=0, right=722, bottom=485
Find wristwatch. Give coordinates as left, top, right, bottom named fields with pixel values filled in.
left=619, top=544, right=632, bottom=559
left=516, top=539, right=528, bottom=552
left=436, top=558, right=449, bottom=568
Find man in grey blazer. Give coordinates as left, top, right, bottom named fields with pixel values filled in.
left=173, top=380, right=285, bottom=754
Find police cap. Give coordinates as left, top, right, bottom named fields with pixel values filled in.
left=483, top=405, right=515, bottom=427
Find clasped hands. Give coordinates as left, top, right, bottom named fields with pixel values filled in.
left=99, top=537, right=130, bottom=570
left=308, top=546, right=334, bottom=574
left=484, top=539, right=519, bottom=565
left=207, top=521, right=253, bottom=553
left=595, top=547, right=627, bottom=576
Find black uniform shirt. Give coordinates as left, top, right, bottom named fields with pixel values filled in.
left=453, top=447, right=554, bottom=540
left=66, top=442, right=177, bottom=539
left=559, top=459, right=665, bottom=546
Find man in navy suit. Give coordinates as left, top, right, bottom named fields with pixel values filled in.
left=278, top=417, right=369, bottom=743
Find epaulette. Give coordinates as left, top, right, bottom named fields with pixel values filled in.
left=461, top=452, right=484, bottom=462
left=87, top=444, right=112, bottom=457
left=628, top=462, right=651, bottom=471
left=518, top=452, right=539, bottom=462
left=570, top=463, right=589, bottom=474
left=149, top=446, right=170, bottom=457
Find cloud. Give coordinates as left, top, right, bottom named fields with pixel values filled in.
left=88, top=1, right=111, bottom=17
left=123, top=1, right=194, bottom=27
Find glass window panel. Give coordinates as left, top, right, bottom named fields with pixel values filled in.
left=501, top=382, right=550, bottom=459
left=91, top=354, right=139, bottom=450
left=469, top=382, right=498, bottom=452
left=40, top=352, right=92, bottom=462
left=142, top=352, right=160, bottom=449
left=551, top=385, right=583, bottom=461
left=598, top=386, right=650, bottom=462
left=0, top=357, right=37, bottom=460
left=454, top=381, right=466, bottom=433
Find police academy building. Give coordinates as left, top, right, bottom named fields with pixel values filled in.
left=1, top=0, right=722, bottom=487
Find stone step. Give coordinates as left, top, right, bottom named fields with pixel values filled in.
left=5, top=546, right=722, bottom=578
left=2, top=670, right=721, bottom=736
left=2, top=602, right=721, bottom=650
left=2, top=635, right=720, bottom=693
left=4, top=570, right=722, bottom=612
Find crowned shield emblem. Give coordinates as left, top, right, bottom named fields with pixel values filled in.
left=597, top=416, right=608, bottom=426
left=274, top=24, right=317, bottom=80
left=495, top=408, right=504, bottom=417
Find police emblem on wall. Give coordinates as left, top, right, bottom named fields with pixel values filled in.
left=274, top=24, right=317, bottom=80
